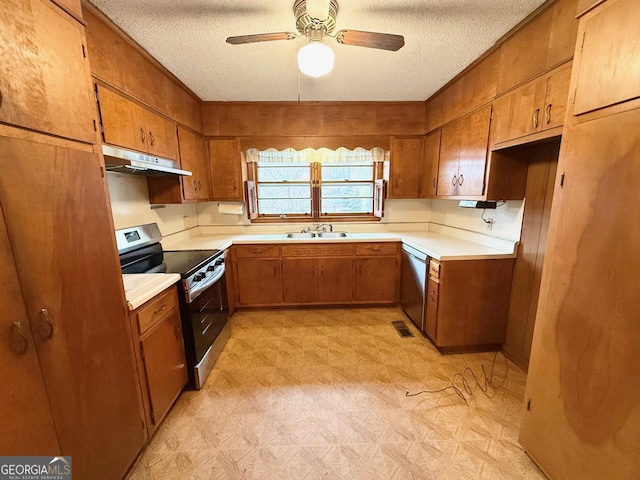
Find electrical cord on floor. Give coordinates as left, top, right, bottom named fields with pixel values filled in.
left=405, top=351, right=505, bottom=404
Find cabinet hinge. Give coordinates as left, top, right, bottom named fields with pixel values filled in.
left=100, top=166, right=105, bottom=178
left=560, top=173, right=565, bottom=188
left=482, top=182, right=486, bottom=196
left=150, top=410, right=155, bottom=424
left=82, top=44, right=87, bottom=58
left=527, top=399, right=531, bottom=411
left=94, top=87, right=99, bottom=103
left=140, top=344, right=145, bottom=360
left=580, top=32, right=586, bottom=53
left=93, top=119, right=97, bottom=132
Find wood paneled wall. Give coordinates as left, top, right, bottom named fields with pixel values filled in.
left=82, top=3, right=202, bottom=133
left=202, top=102, right=426, bottom=137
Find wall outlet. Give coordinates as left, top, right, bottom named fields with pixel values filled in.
left=183, top=215, right=196, bottom=229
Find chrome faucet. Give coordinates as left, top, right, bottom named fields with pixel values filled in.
left=315, top=223, right=333, bottom=232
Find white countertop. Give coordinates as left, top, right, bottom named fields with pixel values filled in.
left=122, top=273, right=181, bottom=310
left=163, top=230, right=517, bottom=261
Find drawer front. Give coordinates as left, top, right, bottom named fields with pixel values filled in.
left=429, top=259, right=441, bottom=280
left=282, top=244, right=355, bottom=257
left=355, top=242, right=399, bottom=256
left=136, top=287, right=179, bottom=334
left=235, top=245, right=281, bottom=258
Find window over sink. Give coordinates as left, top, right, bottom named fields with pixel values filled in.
left=245, top=147, right=388, bottom=222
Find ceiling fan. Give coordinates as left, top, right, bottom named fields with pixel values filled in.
left=226, top=0, right=405, bottom=77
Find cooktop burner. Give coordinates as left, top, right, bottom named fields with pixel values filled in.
left=162, top=250, right=222, bottom=278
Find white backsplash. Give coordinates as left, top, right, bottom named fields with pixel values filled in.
left=106, top=172, right=197, bottom=236
left=107, top=175, right=523, bottom=243
left=429, top=198, right=524, bottom=241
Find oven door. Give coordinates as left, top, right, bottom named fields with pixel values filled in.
left=185, top=271, right=228, bottom=363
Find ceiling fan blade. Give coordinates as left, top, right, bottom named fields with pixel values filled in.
left=306, top=0, right=330, bottom=20
left=226, top=32, right=298, bottom=45
left=335, top=30, right=405, bottom=51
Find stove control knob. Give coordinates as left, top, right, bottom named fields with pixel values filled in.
left=193, top=273, right=206, bottom=282
left=214, top=259, right=224, bottom=267
left=207, top=265, right=216, bottom=272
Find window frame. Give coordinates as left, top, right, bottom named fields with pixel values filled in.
left=248, top=158, right=385, bottom=223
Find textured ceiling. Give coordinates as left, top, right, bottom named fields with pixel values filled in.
left=88, top=0, right=547, bottom=102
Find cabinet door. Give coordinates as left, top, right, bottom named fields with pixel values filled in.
left=209, top=138, right=243, bottom=201
left=520, top=107, right=640, bottom=480
left=98, top=85, right=147, bottom=152
left=506, top=79, right=548, bottom=140
left=543, top=63, right=572, bottom=131
left=282, top=258, right=317, bottom=304
left=0, top=136, right=144, bottom=479
left=389, top=137, right=422, bottom=198
left=143, top=107, right=178, bottom=160
left=425, top=277, right=439, bottom=341
left=178, top=126, right=211, bottom=201
left=0, top=209, right=60, bottom=455
left=420, top=130, right=441, bottom=197
left=140, top=309, right=187, bottom=426
left=437, top=118, right=462, bottom=196
left=573, top=0, right=640, bottom=115
left=458, top=105, right=492, bottom=197
left=236, top=259, right=282, bottom=305
left=318, top=257, right=354, bottom=303
left=354, top=257, right=398, bottom=304
left=0, top=0, right=94, bottom=143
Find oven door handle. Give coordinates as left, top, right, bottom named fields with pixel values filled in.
left=185, top=263, right=225, bottom=303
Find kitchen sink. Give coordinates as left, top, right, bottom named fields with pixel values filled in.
left=284, top=232, right=317, bottom=238
left=316, top=232, right=349, bottom=238
left=284, top=231, right=349, bottom=239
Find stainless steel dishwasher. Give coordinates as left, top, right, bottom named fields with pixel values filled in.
left=400, top=244, right=428, bottom=332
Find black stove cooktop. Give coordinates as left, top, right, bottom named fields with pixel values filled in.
left=162, top=250, right=222, bottom=278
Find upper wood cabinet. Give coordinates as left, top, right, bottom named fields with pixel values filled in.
left=209, top=138, right=243, bottom=201
left=572, top=0, right=640, bottom=115
left=178, top=127, right=211, bottom=201
left=97, top=84, right=178, bottom=160
left=497, top=0, right=579, bottom=93
left=420, top=130, right=441, bottom=197
left=0, top=0, right=95, bottom=143
left=491, top=62, right=572, bottom=145
left=0, top=134, right=145, bottom=479
left=389, top=136, right=422, bottom=198
left=437, top=105, right=492, bottom=198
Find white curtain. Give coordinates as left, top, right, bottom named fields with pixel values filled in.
left=245, top=147, right=388, bottom=164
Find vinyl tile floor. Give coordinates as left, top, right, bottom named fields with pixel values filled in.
left=127, top=307, right=546, bottom=480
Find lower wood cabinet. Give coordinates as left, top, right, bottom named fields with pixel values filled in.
left=425, top=258, right=515, bottom=352
left=129, top=285, right=187, bottom=438
left=234, top=245, right=283, bottom=306
left=230, top=242, right=400, bottom=308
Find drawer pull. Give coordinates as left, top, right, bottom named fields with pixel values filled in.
left=430, top=290, right=437, bottom=301
left=451, top=175, right=457, bottom=187
left=153, top=304, right=167, bottom=315
left=140, top=128, right=146, bottom=143
left=149, top=131, right=155, bottom=146
left=38, top=309, right=54, bottom=340
left=533, top=108, right=540, bottom=129
left=10, top=322, right=28, bottom=355
left=545, top=104, right=552, bottom=125
left=458, top=174, right=464, bottom=186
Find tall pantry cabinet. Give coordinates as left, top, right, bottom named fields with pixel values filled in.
left=519, top=0, right=640, bottom=478
left=0, top=1, right=145, bottom=479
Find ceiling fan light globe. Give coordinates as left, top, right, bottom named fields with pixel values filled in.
left=297, top=41, right=334, bottom=78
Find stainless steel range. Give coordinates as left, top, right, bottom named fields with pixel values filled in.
left=116, top=223, right=229, bottom=389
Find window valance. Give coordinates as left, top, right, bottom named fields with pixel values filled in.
left=245, top=147, right=388, bottom=164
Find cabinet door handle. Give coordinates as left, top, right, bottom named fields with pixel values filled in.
left=153, top=304, right=167, bottom=315
left=432, top=178, right=436, bottom=189
left=140, top=128, right=146, bottom=143
left=38, top=309, right=54, bottom=340
left=458, top=174, right=464, bottom=186
left=175, top=326, right=182, bottom=339
left=10, top=322, right=29, bottom=355
left=545, top=104, right=552, bottom=125
left=149, top=131, right=155, bottom=146
left=430, top=290, right=437, bottom=301
left=451, top=175, right=457, bottom=187
left=320, top=265, right=324, bottom=275
left=533, top=108, right=540, bottom=129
